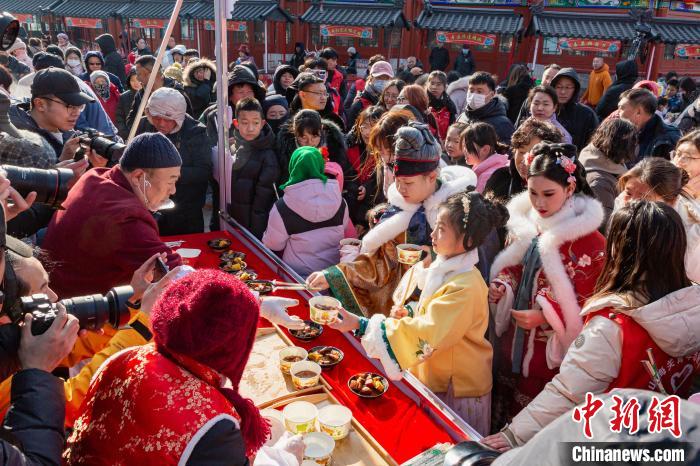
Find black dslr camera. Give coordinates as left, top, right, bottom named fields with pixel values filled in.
left=75, top=129, right=126, bottom=163
left=18, top=286, right=133, bottom=335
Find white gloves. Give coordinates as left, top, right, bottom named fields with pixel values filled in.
left=254, top=432, right=304, bottom=466
left=260, top=297, right=305, bottom=330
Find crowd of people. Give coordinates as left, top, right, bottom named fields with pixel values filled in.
left=0, top=30, right=698, bottom=465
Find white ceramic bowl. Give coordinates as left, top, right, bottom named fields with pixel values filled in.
left=303, top=432, right=335, bottom=465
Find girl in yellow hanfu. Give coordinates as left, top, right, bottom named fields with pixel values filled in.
left=306, top=122, right=476, bottom=316
left=330, top=189, right=508, bottom=436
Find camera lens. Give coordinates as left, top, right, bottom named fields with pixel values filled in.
left=1, top=165, right=73, bottom=208
left=60, top=285, right=133, bottom=331
left=89, top=137, right=126, bottom=162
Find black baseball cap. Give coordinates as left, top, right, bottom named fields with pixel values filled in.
left=30, top=67, right=95, bottom=106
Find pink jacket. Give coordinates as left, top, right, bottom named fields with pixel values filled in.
left=263, top=178, right=353, bottom=278
left=473, top=153, right=509, bottom=193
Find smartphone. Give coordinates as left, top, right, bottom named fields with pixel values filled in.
left=153, top=257, right=169, bottom=282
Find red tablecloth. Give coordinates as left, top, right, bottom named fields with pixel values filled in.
left=164, top=230, right=468, bottom=463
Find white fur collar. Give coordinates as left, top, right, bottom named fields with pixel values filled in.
left=490, top=192, right=604, bottom=340
left=417, top=249, right=479, bottom=310
left=361, top=166, right=477, bottom=254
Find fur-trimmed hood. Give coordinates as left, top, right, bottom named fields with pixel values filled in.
left=447, top=75, right=470, bottom=97
left=183, top=58, right=216, bottom=87
left=360, top=165, right=478, bottom=254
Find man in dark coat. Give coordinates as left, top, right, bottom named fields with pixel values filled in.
left=550, top=68, right=599, bottom=151
left=619, top=88, right=681, bottom=162
left=95, top=33, right=126, bottom=85
left=457, top=71, right=515, bottom=143
left=288, top=42, right=306, bottom=70
left=137, top=87, right=212, bottom=235
left=227, top=98, right=280, bottom=238
left=453, top=45, right=475, bottom=77
left=596, top=60, right=638, bottom=120
left=183, top=58, right=216, bottom=119
left=429, top=40, right=450, bottom=72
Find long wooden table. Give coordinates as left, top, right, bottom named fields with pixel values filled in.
left=163, top=226, right=477, bottom=464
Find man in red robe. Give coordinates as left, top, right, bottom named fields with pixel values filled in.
left=42, top=132, right=183, bottom=297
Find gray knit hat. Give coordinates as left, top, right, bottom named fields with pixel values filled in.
left=119, top=132, right=182, bottom=170
left=393, top=122, right=441, bottom=177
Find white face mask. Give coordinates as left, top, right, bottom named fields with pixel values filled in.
left=67, top=58, right=81, bottom=67
left=373, top=79, right=388, bottom=93
left=466, top=92, right=488, bottom=110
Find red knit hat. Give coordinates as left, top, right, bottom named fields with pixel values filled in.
left=151, top=269, right=269, bottom=455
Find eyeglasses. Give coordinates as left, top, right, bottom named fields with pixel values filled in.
left=671, top=151, right=700, bottom=163
left=303, top=89, right=329, bottom=98
left=42, top=97, right=85, bottom=113
left=384, top=93, right=399, bottom=101
left=311, top=70, right=327, bottom=79
left=396, top=96, right=408, bottom=103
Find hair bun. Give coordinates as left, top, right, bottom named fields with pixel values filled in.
left=394, top=122, right=440, bottom=161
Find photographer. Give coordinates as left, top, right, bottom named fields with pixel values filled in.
left=0, top=176, right=80, bottom=465
left=0, top=251, right=184, bottom=425
left=42, top=132, right=183, bottom=298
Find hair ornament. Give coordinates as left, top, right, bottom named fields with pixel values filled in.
left=461, top=194, right=471, bottom=228
left=525, top=152, right=536, bottom=166
left=555, top=153, right=577, bottom=185
left=320, top=146, right=330, bottom=162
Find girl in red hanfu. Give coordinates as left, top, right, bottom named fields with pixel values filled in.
left=488, top=142, right=606, bottom=431
left=64, top=270, right=304, bottom=466
left=483, top=201, right=700, bottom=451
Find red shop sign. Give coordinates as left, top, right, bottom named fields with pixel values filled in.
left=11, top=13, right=34, bottom=23
left=320, top=25, right=372, bottom=39
left=557, top=38, right=621, bottom=53
left=435, top=31, right=496, bottom=47
left=65, top=17, right=103, bottom=29
left=131, top=18, right=167, bottom=29
left=675, top=44, right=700, bottom=58
left=202, top=20, right=247, bottom=31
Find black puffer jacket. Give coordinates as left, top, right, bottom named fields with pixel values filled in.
left=277, top=117, right=357, bottom=200
left=0, top=369, right=66, bottom=466
left=550, top=68, right=599, bottom=151
left=228, top=123, right=280, bottom=238
left=346, top=86, right=379, bottom=130
left=137, top=116, right=212, bottom=235
left=115, top=70, right=138, bottom=139
left=596, top=60, right=638, bottom=121
left=270, top=64, right=299, bottom=96
left=183, top=58, right=216, bottom=119
left=636, top=113, right=682, bottom=162
left=95, top=34, right=126, bottom=85
left=503, top=75, right=535, bottom=124
left=457, top=98, right=515, bottom=144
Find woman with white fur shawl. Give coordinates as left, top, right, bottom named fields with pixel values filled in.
left=306, top=122, right=477, bottom=317
left=488, top=143, right=606, bottom=430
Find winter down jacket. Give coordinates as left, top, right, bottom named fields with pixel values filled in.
left=263, top=178, right=352, bottom=277
left=596, top=60, right=638, bottom=121
left=549, top=68, right=599, bottom=151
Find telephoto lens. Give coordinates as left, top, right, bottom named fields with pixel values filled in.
left=88, top=136, right=126, bottom=162
left=1, top=165, right=73, bottom=208
left=19, top=285, right=134, bottom=335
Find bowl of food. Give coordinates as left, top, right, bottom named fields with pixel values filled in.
left=207, top=238, right=232, bottom=251
left=318, top=405, right=352, bottom=440
left=235, top=269, right=257, bottom=282
left=174, top=248, right=201, bottom=267
left=289, top=321, right=323, bottom=341
left=308, top=346, right=344, bottom=368
left=278, top=346, right=308, bottom=375
left=290, top=360, right=322, bottom=390
left=219, top=260, right=247, bottom=274
left=247, top=280, right=272, bottom=294
left=220, top=250, right=246, bottom=262
left=348, top=373, right=389, bottom=398
left=309, top=296, right=341, bottom=325
left=396, top=243, right=423, bottom=265
left=283, top=401, right=318, bottom=435
left=303, top=432, right=335, bottom=465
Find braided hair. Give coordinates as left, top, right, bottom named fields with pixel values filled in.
left=440, top=187, right=509, bottom=252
